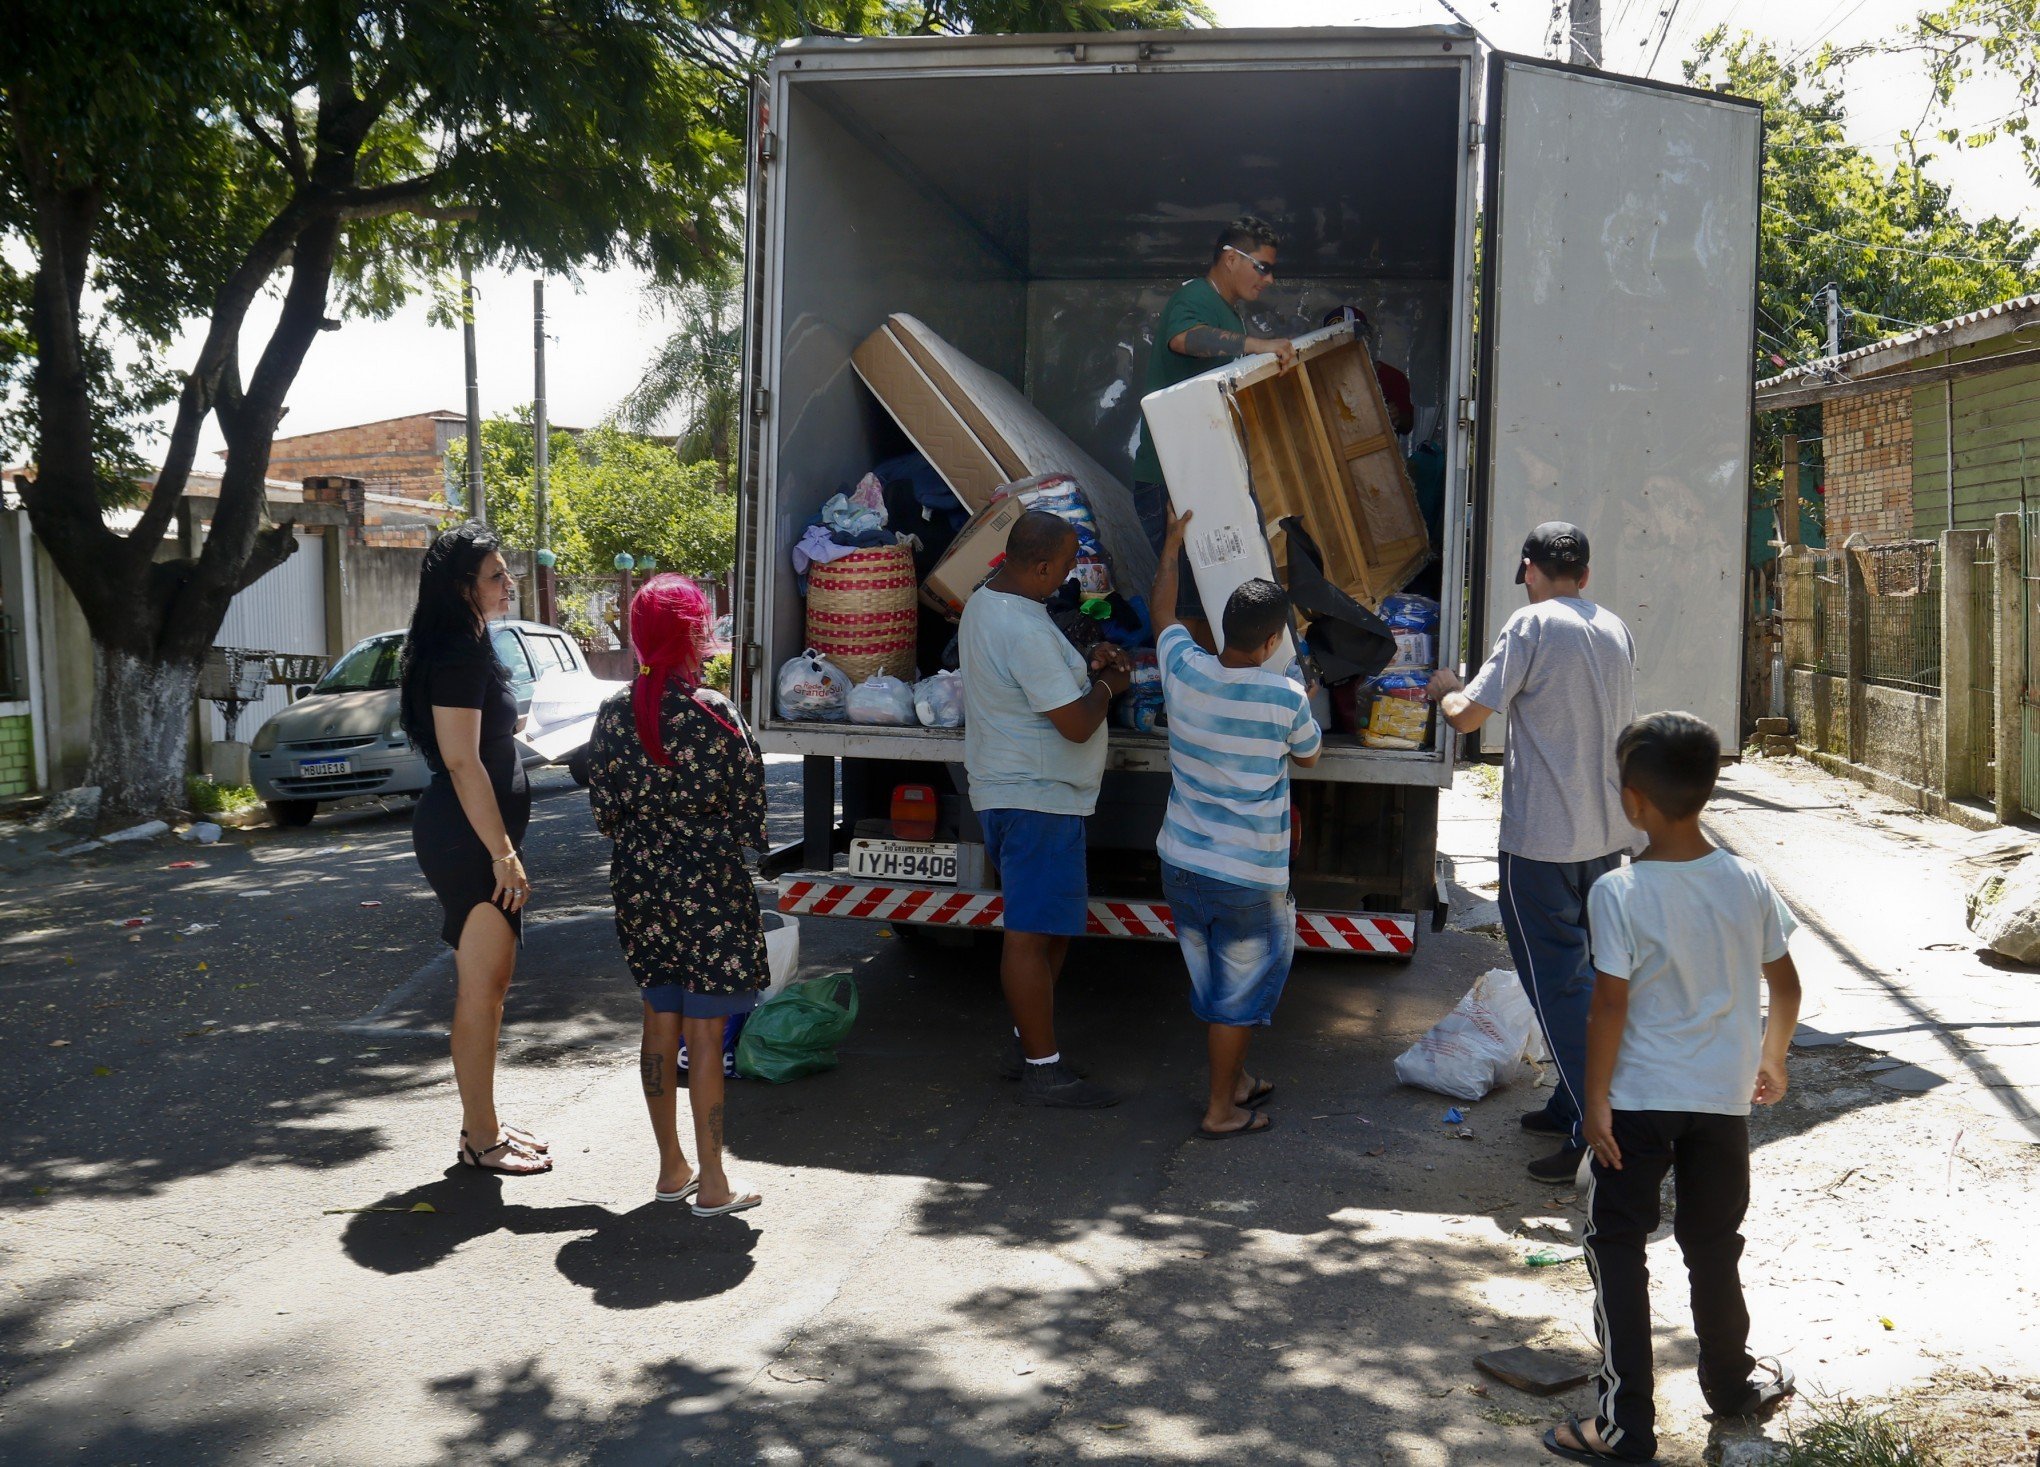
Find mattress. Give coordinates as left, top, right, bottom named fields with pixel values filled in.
left=852, top=314, right=1157, bottom=594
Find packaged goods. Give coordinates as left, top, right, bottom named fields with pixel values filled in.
left=919, top=496, right=1029, bottom=617
left=1388, top=630, right=1435, bottom=670
left=775, top=649, right=852, bottom=722
left=846, top=672, right=918, bottom=726
left=1111, top=649, right=1163, bottom=732
left=1379, top=593, right=1441, bottom=634
left=1363, top=691, right=1431, bottom=749
left=1010, top=474, right=1114, bottom=597
left=913, top=670, right=966, bottom=728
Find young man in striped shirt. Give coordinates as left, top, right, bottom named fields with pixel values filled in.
left=1151, top=508, right=1322, bottom=1139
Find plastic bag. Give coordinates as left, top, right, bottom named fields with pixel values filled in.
left=1392, top=969, right=1541, bottom=1101
left=735, top=973, right=859, bottom=1083
left=1111, top=649, right=1163, bottom=732
left=1379, top=593, right=1442, bottom=634
left=1009, top=473, right=1114, bottom=596
left=847, top=672, right=918, bottom=726
left=914, top=670, right=966, bottom=728
left=775, top=649, right=852, bottom=722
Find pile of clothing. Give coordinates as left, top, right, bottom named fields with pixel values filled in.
left=790, top=471, right=926, bottom=589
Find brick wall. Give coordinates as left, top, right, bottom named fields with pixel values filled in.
left=0, top=712, right=33, bottom=797
left=263, top=413, right=458, bottom=504
left=1822, top=388, right=1915, bottom=545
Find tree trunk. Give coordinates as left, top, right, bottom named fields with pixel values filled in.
left=85, top=644, right=201, bottom=824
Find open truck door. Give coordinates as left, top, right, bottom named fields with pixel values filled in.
left=1472, top=57, right=1762, bottom=753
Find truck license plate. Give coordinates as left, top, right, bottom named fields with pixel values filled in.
left=297, top=758, right=352, bottom=778
left=849, top=839, right=957, bottom=884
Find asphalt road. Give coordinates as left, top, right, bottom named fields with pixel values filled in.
left=0, top=768, right=1743, bottom=1464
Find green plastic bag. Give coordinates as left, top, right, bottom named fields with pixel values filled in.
left=735, top=973, right=858, bottom=1083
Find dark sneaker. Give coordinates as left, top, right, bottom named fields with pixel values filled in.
left=1019, top=1060, right=1122, bottom=1109
left=1527, top=1145, right=1589, bottom=1185
left=1520, top=1108, right=1570, bottom=1136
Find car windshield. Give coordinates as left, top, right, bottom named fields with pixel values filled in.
left=314, top=636, right=405, bottom=693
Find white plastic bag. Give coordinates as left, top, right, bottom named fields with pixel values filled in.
left=775, top=649, right=852, bottom=722
left=847, top=672, right=918, bottom=726
left=913, top=670, right=966, bottom=728
left=1392, top=968, right=1542, bottom=1102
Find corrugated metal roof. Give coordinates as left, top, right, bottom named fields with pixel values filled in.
left=1757, top=293, right=2040, bottom=390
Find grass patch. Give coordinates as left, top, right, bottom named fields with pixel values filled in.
left=186, top=776, right=260, bottom=816
left=1462, top=761, right=1502, bottom=800
left=1777, top=1397, right=1941, bottom=1466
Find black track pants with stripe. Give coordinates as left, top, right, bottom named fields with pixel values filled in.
left=1584, top=1109, right=1760, bottom=1460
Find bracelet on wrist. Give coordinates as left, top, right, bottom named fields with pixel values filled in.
left=492, top=851, right=518, bottom=866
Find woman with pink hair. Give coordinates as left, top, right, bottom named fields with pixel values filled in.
left=586, top=574, right=768, bottom=1216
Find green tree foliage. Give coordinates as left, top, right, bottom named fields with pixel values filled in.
left=0, top=0, right=1205, bottom=819
left=449, top=418, right=735, bottom=580
left=613, top=265, right=742, bottom=493
left=1683, top=27, right=2040, bottom=519
left=1854, top=1, right=2040, bottom=192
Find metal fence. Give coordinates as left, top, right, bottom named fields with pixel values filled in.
left=1808, top=550, right=1846, bottom=675
left=1857, top=540, right=1941, bottom=695
left=1972, top=540, right=1998, bottom=801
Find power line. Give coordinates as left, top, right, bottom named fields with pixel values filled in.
left=1645, top=0, right=1684, bottom=78
left=1764, top=204, right=2040, bottom=266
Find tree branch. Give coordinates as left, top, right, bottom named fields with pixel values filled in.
left=236, top=105, right=304, bottom=181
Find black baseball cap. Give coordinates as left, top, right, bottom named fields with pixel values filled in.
left=1516, top=521, right=1589, bottom=584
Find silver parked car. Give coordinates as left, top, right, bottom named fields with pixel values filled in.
left=249, top=621, right=626, bottom=826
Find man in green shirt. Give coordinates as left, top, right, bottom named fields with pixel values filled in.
left=1131, top=216, right=1298, bottom=645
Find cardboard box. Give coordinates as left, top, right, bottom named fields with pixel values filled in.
left=920, top=494, right=1029, bottom=617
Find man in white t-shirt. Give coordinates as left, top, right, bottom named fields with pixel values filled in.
left=1425, top=521, right=1635, bottom=1184
left=1539, top=711, right=1801, bottom=1466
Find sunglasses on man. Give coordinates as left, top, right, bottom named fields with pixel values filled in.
left=1225, top=245, right=1275, bottom=277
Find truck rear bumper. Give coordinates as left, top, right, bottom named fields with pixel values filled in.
left=776, top=875, right=1417, bottom=955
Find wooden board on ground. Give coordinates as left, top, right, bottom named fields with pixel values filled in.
left=1474, top=1345, right=1597, bottom=1396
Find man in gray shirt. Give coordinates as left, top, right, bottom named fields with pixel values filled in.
left=1426, top=521, right=1635, bottom=1183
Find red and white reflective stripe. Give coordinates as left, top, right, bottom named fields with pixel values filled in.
left=1296, top=911, right=1416, bottom=955
left=778, top=878, right=1416, bottom=953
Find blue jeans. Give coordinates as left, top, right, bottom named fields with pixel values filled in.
left=982, top=808, right=1090, bottom=936
left=1498, top=850, right=1625, bottom=1149
left=1133, top=479, right=1207, bottom=621
left=1162, top=860, right=1296, bottom=1027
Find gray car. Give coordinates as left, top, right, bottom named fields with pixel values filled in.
left=249, top=621, right=625, bottom=825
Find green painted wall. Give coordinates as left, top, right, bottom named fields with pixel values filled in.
left=0, top=712, right=33, bottom=798
left=1912, top=336, right=2040, bottom=537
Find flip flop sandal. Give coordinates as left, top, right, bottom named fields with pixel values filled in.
left=1196, top=1112, right=1275, bottom=1141
left=459, top=1137, right=553, bottom=1175
left=1542, top=1415, right=1654, bottom=1465
left=1706, top=1359, right=1796, bottom=1420
left=1240, top=1078, right=1276, bottom=1108
left=691, top=1193, right=762, bottom=1218
left=656, top=1180, right=701, bottom=1204
left=464, top=1125, right=550, bottom=1156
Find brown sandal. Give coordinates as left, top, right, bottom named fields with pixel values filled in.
left=465, top=1124, right=549, bottom=1155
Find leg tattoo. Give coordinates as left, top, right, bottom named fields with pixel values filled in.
left=640, top=1052, right=664, bottom=1097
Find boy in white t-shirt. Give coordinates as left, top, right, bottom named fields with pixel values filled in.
left=1543, top=712, right=1802, bottom=1466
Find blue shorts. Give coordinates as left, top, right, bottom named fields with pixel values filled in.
left=1134, top=479, right=1207, bottom=621
left=1162, top=860, right=1296, bottom=1027
left=981, top=808, right=1090, bottom=936
left=642, top=984, right=761, bottom=1019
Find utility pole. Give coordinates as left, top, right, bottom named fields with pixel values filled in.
left=1568, top=0, right=1601, bottom=68
left=1824, top=283, right=1842, bottom=361
left=532, top=278, right=556, bottom=625
left=461, top=259, right=485, bottom=525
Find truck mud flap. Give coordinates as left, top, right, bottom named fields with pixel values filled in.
left=777, top=876, right=1416, bottom=955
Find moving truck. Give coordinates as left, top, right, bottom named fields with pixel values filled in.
left=733, top=25, right=1762, bottom=952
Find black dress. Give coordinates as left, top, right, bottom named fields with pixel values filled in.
left=409, top=648, right=531, bottom=948
left=587, top=683, right=769, bottom=1013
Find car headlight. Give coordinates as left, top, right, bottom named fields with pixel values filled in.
left=384, top=709, right=408, bottom=742
left=252, top=720, right=280, bottom=753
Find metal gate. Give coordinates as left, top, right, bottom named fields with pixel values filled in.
left=2023, top=511, right=2040, bottom=818
left=207, top=529, right=326, bottom=742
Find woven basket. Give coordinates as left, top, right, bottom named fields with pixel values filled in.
left=806, top=543, right=918, bottom=683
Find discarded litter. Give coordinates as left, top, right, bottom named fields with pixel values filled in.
left=181, top=822, right=222, bottom=845
left=1526, top=1247, right=1583, bottom=1267
left=47, top=1040, right=70, bottom=1049
left=240, top=890, right=274, bottom=898
left=1455, top=1127, right=1478, bottom=1140
left=179, top=923, right=216, bottom=935
left=117, top=917, right=151, bottom=929
left=165, top=860, right=200, bottom=870
left=359, top=900, right=382, bottom=908
left=1444, top=1107, right=1465, bottom=1125
left=1879, top=1316, right=1896, bottom=1331
left=321, top=1201, right=438, bottom=1216
left=102, top=820, right=170, bottom=845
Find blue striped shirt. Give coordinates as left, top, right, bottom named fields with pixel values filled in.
left=1155, top=625, right=1322, bottom=891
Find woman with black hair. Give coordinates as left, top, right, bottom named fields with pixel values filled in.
left=400, top=522, right=550, bottom=1176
